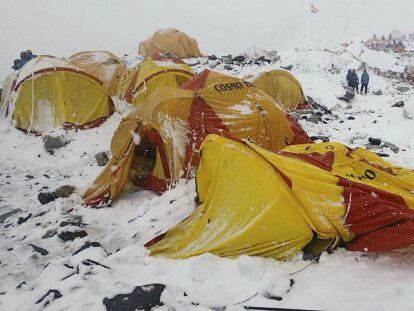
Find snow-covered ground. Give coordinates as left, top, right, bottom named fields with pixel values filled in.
left=1, top=42, right=414, bottom=310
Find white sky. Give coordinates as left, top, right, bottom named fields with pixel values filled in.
left=0, top=0, right=413, bottom=80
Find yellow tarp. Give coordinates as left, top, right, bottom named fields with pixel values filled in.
left=149, top=135, right=414, bottom=260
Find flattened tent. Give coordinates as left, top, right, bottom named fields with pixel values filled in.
left=251, top=69, right=306, bottom=110
left=120, top=54, right=194, bottom=104
left=6, top=56, right=114, bottom=134
left=84, top=70, right=311, bottom=205
left=139, top=28, right=202, bottom=59
left=68, top=51, right=127, bottom=96
left=147, top=134, right=414, bottom=260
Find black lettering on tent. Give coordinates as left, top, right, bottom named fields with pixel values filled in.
left=214, top=85, right=222, bottom=92
left=364, top=169, right=376, bottom=180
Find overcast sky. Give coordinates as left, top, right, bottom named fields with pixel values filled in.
left=1, top=0, right=413, bottom=80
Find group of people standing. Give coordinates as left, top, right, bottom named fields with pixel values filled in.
left=12, top=50, right=37, bottom=70
left=346, top=68, right=370, bottom=94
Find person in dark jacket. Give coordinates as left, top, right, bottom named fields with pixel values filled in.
left=351, top=69, right=359, bottom=93
left=12, top=59, right=23, bottom=70
left=360, top=69, right=369, bottom=94
left=346, top=69, right=353, bottom=87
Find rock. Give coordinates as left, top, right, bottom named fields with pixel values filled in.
left=103, top=284, right=166, bottom=311
left=311, top=136, right=330, bottom=143
left=368, top=137, right=382, bottom=145
left=42, top=135, right=70, bottom=154
left=95, top=152, right=109, bottom=166
left=38, top=192, right=56, bottom=205
left=72, top=241, right=107, bottom=256
left=262, top=291, right=283, bottom=301
left=223, top=65, right=233, bottom=71
left=221, top=55, right=233, bottom=65
left=17, top=213, right=32, bottom=225
left=208, top=55, right=217, bottom=61
left=58, top=230, right=87, bottom=242
left=391, top=101, right=405, bottom=108
left=347, top=116, right=355, bottom=120
left=42, top=229, right=57, bottom=239
left=54, top=185, right=75, bottom=198
left=281, top=64, right=293, bottom=71
left=373, top=89, right=382, bottom=95
left=0, top=209, right=22, bottom=223
left=306, top=115, right=320, bottom=124
left=35, top=289, right=62, bottom=307
left=396, top=86, right=410, bottom=93
left=232, top=55, right=245, bottom=63
left=28, top=244, right=49, bottom=256
left=383, top=141, right=400, bottom=153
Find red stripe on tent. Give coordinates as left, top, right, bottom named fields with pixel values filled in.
left=286, top=115, right=313, bottom=144
left=13, top=67, right=104, bottom=92
left=181, top=69, right=210, bottom=91
left=146, top=129, right=171, bottom=180
left=151, top=53, right=187, bottom=64
left=63, top=116, right=109, bottom=131
left=279, top=151, right=335, bottom=172
left=183, top=95, right=229, bottom=178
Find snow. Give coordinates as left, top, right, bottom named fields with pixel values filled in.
left=1, top=1, right=414, bottom=310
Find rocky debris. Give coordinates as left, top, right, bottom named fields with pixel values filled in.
left=223, top=65, right=233, bottom=71
left=311, top=136, right=330, bottom=142
left=72, top=241, right=107, bottom=256
left=348, top=116, right=355, bottom=120
left=58, top=229, right=87, bottom=242
left=368, top=137, right=382, bottom=145
left=337, top=87, right=355, bottom=102
left=38, top=185, right=75, bottom=205
left=383, top=141, right=400, bottom=153
left=28, top=244, right=49, bottom=256
left=54, top=185, right=75, bottom=198
left=281, top=64, right=293, bottom=71
left=35, top=289, right=62, bottom=307
left=221, top=55, right=233, bottom=65
left=392, top=101, right=405, bottom=107
left=306, top=115, right=320, bottom=123
left=38, top=191, right=56, bottom=205
left=0, top=208, right=21, bottom=223
left=59, top=215, right=86, bottom=228
left=103, top=284, right=166, bottom=311
left=42, top=134, right=71, bottom=154
left=17, top=212, right=32, bottom=225
left=396, top=86, right=410, bottom=93
left=373, top=89, right=383, bottom=95
left=95, top=151, right=109, bottom=166
left=42, top=229, right=57, bottom=239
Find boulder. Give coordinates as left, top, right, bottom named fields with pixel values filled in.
left=95, top=152, right=109, bottom=166
left=38, top=192, right=56, bottom=205
left=42, top=135, right=70, bottom=154
left=368, top=137, right=382, bottom=145
left=103, top=284, right=166, bottom=311
left=54, top=185, right=75, bottom=198
left=58, top=230, right=87, bottom=242
left=221, top=55, right=233, bottom=65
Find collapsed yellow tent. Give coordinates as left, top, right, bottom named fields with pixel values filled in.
left=148, top=134, right=414, bottom=260
left=68, top=51, right=127, bottom=96
left=251, top=69, right=306, bottom=110
left=139, top=28, right=203, bottom=59
left=84, top=70, right=311, bottom=206
left=7, top=56, right=114, bottom=134
left=119, top=54, right=194, bottom=104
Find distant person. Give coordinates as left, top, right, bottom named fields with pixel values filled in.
left=351, top=69, right=359, bottom=93
left=25, top=50, right=37, bottom=61
left=346, top=69, right=353, bottom=87
left=361, top=69, right=369, bottom=94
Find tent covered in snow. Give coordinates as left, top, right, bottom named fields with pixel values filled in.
left=138, top=28, right=203, bottom=59
left=118, top=54, right=194, bottom=104
left=5, top=56, right=114, bottom=134
left=147, top=134, right=414, bottom=260
left=251, top=69, right=306, bottom=110
left=68, top=50, right=127, bottom=96
left=84, top=70, right=310, bottom=205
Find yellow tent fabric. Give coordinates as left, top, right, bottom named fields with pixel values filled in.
left=116, top=66, right=139, bottom=101
left=84, top=70, right=310, bottom=205
left=9, top=56, right=114, bottom=134
left=251, top=69, right=305, bottom=110
left=68, top=51, right=127, bottom=96
left=148, top=134, right=414, bottom=260
left=139, top=28, right=203, bottom=59
left=119, top=56, right=194, bottom=105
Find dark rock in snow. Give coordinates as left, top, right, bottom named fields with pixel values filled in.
left=95, top=151, right=109, bottom=166
left=72, top=241, right=107, bottom=256
left=0, top=209, right=22, bottom=223
left=17, top=213, right=32, bottom=225
left=311, top=136, right=330, bottom=143
left=391, top=101, right=405, bottom=108
left=396, top=86, right=410, bottom=93
left=223, top=65, right=233, bottom=71
left=347, top=116, right=355, bottom=120
left=54, top=185, right=75, bottom=198
left=208, top=55, right=217, bottom=61
left=16, top=281, right=26, bottom=289
left=42, top=229, right=57, bottom=239
left=368, top=137, right=382, bottom=145
left=58, top=230, right=87, bottom=242
left=28, top=244, right=49, bottom=256
left=262, top=291, right=283, bottom=301
left=42, top=135, right=70, bottom=154
left=38, top=192, right=56, bottom=205
left=281, top=64, right=293, bottom=71
left=35, top=289, right=62, bottom=306
left=221, top=55, right=233, bottom=64
left=373, top=89, right=382, bottom=95
left=383, top=141, right=400, bottom=153
left=306, top=115, right=320, bottom=124
left=233, top=55, right=246, bottom=63
left=103, top=284, right=166, bottom=311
